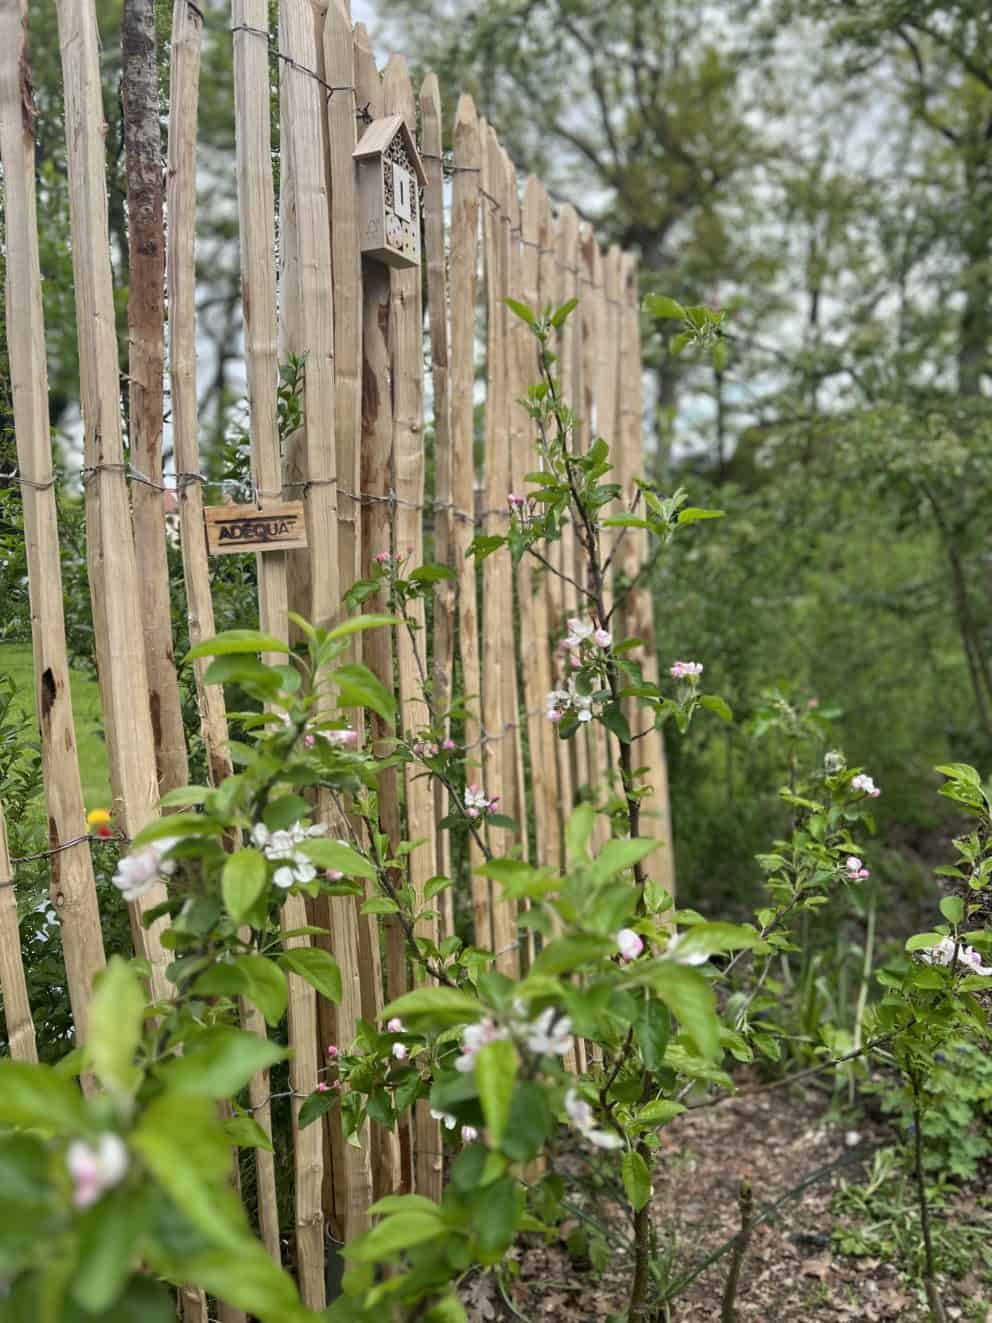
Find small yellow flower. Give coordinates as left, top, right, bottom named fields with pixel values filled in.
left=86, top=808, right=113, bottom=838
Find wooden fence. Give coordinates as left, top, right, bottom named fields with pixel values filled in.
left=0, top=0, right=673, bottom=1308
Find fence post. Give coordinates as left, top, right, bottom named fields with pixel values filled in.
left=0, top=0, right=107, bottom=1047
left=382, top=51, right=443, bottom=1203
left=0, top=802, right=37, bottom=1064
left=231, top=3, right=325, bottom=1305
left=420, top=72, right=456, bottom=935
left=353, top=17, right=409, bottom=1199
left=618, top=254, right=675, bottom=893
left=54, top=0, right=170, bottom=1001
left=122, top=0, right=189, bottom=798
left=449, top=95, right=487, bottom=948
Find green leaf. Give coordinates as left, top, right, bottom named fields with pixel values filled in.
left=475, top=1039, right=516, bottom=1147
left=467, top=534, right=507, bottom=562
left=368, top=1194, right=442, bottom=1217
left=471, top=1174, right=523, bottom=1258
left=409, top=564, right=457, bottom=584
left=361, top=896, right=400, bottom=915
left=159, top=1027, right=287, bottom=1097
left=504, top=297, right=537, bottom=327
left=327, top=614, right=400, bottom=641
left=186, top=629, right=291, bottom=661
left=676, top=507, right=724, bottom=525
left=345, top=1212, right=446, bottom=1262
left=130, top=812, right=220, bottom=846
left=222, top=848, right=268, bottom=923
left=633, top=1000, right=670, bottom=1072
left=530, top=934, right=615, bottom=975
left=299, top=838, right=376, bottom=880
left=234, top=955, right=288, bottom=1027
left=381, top=986, right=481, bottom=1027
left=332, top=662, right=396, bottom=721
left=905, top=932, right=946, bottom=952
left=636, top=1098, right=685, bottom=1127
left=299, top=837, right=376, bottom=880
left=298, top=1088, right=339, bottom=1130
left=935, top=763, right=982, bottom=786
left=550, top=297, right=579, bottom=328
left=501, top=1081, right=554, bottom=1162
left=202, top=655, right=282, bottom=689
left=665, top=922, right=757, bottom=962
left=132, top=1094, right=243, bottom=1251
left=939, top=896, right=964, bottom=925
left=700, top=694, right=733, bottom=723
left=601, top=703, right=632, bottom=744
left=279, top=947, right=343, bottom=1004
left=223, top=1114, right=275, bottom=1152
left=651, top=964, right=719, bottom=1061
left=588, top=837, right=661, bottom=885
left=602, top=514, right=650, bottom=529
left=0, top=1060, right=87, bottom=1132
left=565, top=803, right=596, bottom=861
left=643, top=294, right=685, bottom=320
left=621, top=1151, right=652, bottom=1211
left=159, top=786, right=209, bottom=809
left=157, top=1245, right=306, bottom=1320
left=88, top=956, right=144, bottom=1098
left=71, top=1186, right=148, bottom=1313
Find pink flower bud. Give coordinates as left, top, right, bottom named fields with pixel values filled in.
left=616, top=928, right=644, bottom=961
left=461, top=1125, right=479, bottom=1143
left=374, top=551, right=391, bottom=565
left=549, top=710, right=562, bottom=723
left=327, top=1044, right=339, bottom=1058
left=387, top=1017, right=404, bottom=1033
left=594, top=628, right=612, bottom=648
left=303, top=733, right=315, bottom=748
left=442, top=737, right=457, bottom=751
left=317, top=1082, right=330, bottom=1093
left=392, top=1042, right=408, bottom=1062
left=326, top=869, right=344, bottom=882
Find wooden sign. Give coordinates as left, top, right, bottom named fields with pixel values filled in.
left=204, top=500, right=308, bottom=555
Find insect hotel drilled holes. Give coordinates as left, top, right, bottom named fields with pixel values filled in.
left=353, top=114, right=426, bottom=269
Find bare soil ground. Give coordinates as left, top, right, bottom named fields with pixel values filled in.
left=463, top=1081, right=992, bottom=1323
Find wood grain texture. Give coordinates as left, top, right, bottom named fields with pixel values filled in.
left=55, top=0, right=169, bottom=1000
left=383, top=52, right=442, bottom=1202
left=122, top=0, right=189, bottom=798
left=0, top=802, right=37, bottom=1063
left=449, top=94, right=487, bottom=949
left=420, top=71, right=456, bottom=933
left=618, top=254, right=674, bottom=894
left=0, top=0, right=107, bottom=1044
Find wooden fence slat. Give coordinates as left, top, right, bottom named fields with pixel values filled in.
left=579, top=227, right=611, bottom=850
left=0, top=803, right=37, bottom=1063
left=480, top=125, right=519, bottom=971
left=449, top=95, right=487, bottom=947
left=232, top=4, right=325, bottom=1303
left=382, top=52, right=443, bottom=1203
left=518, top=177, right=560, bottom=879
left=54, top=0, right=170, bottom=1002
left=167, top=0, right=233, bottom=792
left=168, top=4, right=278, bottom=1275
left=537, top=186, right=574, bottom=873
left=0, top=0, right=107, bottom=1044
left=420, top=71, right=456, bottom=935
left=122, top=0, right=189, bottom=799
left=617, top=255, right=675, bottom=893
left=281, top=0, right=375, bottom=1254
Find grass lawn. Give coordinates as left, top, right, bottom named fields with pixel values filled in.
left=0, top=642, right=112, bottom=812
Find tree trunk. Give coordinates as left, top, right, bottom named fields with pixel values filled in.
left=121, top=0, right=189, bottom=794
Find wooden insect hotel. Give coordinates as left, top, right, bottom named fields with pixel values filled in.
left=353, top=114, right=426, bottom=269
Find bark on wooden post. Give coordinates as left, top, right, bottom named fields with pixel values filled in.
left=618, top=254, right=675, bottom=894
left=449, top=95, right=487, bottom=947
left=383, top=51, right=443, bottom=1204
left=0, top=0, right=107, bottom=1045
left=121, top=0, right=189, bottom=798
left=420, top=71, right=456, bottom=932
left=54, top=0, right=170, bottom=1001
left=0, top=802, right=37, bottom=1064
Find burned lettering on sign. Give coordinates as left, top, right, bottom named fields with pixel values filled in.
left=203, top=501, right=309, bottom=556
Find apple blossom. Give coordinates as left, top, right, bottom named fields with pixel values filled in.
left=616, top=928, right=644, bottom=961
left=65, top=1134, right=129, bottom=1209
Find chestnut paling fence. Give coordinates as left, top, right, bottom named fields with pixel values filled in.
left=0, top=0, right=673, bottom=1310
